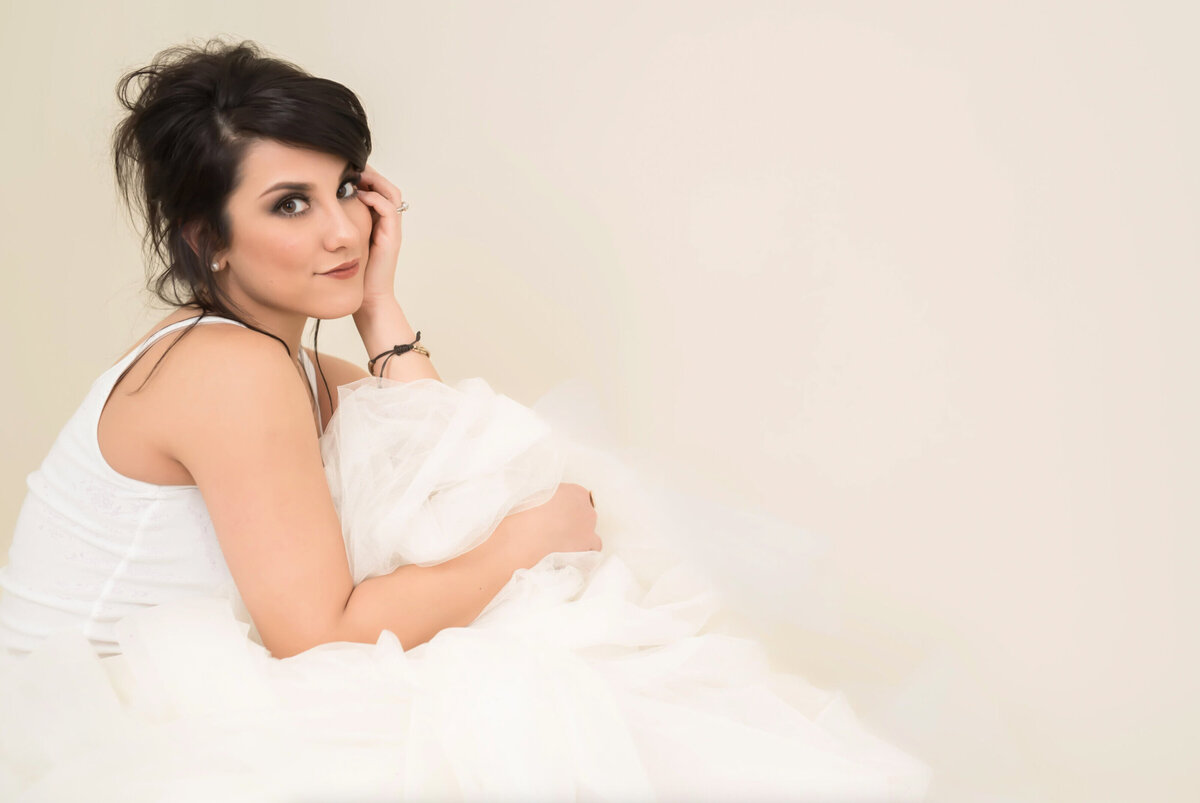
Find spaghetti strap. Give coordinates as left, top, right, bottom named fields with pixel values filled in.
left=87, top=313, right=258, bottom=496
left=128, top=315, right=248, bottom=363
left=107, top=314, right=321, bottom=437
left=299, top=349, right=323, bottom=437
left=108, top=315, right=249, bottom=380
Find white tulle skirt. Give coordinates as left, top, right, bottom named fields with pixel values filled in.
left=0, top=376, right=933, bottom=802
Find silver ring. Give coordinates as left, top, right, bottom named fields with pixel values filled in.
left=396, top=201, right=409, bottom=213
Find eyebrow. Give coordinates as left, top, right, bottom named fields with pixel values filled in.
left=258, top=163, right=356, bottom=199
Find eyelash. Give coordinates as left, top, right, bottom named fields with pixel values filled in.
left=273, top=173, right=364, bottom=218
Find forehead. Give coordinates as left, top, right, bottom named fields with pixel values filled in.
left=237, top=139, right=347, bottom=184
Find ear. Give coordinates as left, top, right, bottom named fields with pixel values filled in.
left=182, top=220, right=227, bottom=266
left=182, top=220, right=203, bottom=259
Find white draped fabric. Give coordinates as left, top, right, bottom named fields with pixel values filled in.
left=0, top=375, right=932, bottom=802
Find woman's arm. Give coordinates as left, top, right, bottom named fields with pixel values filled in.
left=346, top=162, right=439, bottom=384
left=339, top=491, right=600, bottom=650
left=353, top=298, right=441, bottom=383
left=339, top=515, right=538, bottom=649
left=166, top=325, right=521, bottom=658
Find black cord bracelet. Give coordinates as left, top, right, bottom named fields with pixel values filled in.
left=368, top=331, right=425, bottom=378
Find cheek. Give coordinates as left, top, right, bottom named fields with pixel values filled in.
left=267, top=237, right=312, bottom=278
left=352, top=203, right=374, bottom=241
left=241, top=226, right=307, bottom=271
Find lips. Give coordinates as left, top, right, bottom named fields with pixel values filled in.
left=321, top=259, right=359, bottom=275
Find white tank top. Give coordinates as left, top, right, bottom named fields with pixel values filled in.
left=0, top=315, right=323, bottom=657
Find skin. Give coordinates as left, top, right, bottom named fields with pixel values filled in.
left=96, top=139, right=420, bottom=655
left=99, top=140, right=403, bottom=484
left=98, top=139, right=597, bottom=657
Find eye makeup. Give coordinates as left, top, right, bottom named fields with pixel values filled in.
left=271, top=171, right=364, bottom=218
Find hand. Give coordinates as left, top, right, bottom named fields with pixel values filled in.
left=498, top=483, right=602, bottom=569
left=353, top=163, right=406, bottom=311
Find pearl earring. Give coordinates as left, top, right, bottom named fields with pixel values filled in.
left=211, top=261, right=220, bottom=272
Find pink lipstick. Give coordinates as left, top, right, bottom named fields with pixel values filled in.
left=320, top=259, right=359, bottom=279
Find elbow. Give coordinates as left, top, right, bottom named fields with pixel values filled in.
left=336, top=593, right=437, bottom=653
left=261, top=629, right=331, bottom=659
left=259, top=611, right=349, bottom=659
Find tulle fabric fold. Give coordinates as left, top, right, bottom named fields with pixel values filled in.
left=322, top=376, right=567, bottom=582
left=0, top=376, right=932, bottom=801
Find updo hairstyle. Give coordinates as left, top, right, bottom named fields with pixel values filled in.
left=110, top=36, right=373, bottom=405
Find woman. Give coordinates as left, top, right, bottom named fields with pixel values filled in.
left=0, top=38, right=932, bottom=801
left=0, top=38, right=598, bottom=662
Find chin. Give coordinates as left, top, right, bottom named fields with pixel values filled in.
left=309, top=294, right=364, bottom=321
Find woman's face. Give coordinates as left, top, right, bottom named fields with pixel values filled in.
left=214, top=138, right=372, bottom=320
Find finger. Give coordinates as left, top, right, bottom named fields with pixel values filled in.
left=356, top=189, right=400, bottom=242
left=359, top=164, right=402, bottom=207
left=356, top=187, right=385, bottom=207
left=357, top=188, right=396, bottom=218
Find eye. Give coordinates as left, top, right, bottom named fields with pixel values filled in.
left=340, top=174, right=363, bottom=199
left=274, top=175, right=363, bottom=218
left=275, top=195, right=309, bottom=217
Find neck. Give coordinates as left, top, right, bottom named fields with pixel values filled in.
left=267, top=314, right=308, bottom=362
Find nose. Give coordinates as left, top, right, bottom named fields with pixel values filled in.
left=323, top=197, right=362, bottom=252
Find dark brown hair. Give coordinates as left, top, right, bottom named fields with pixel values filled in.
left=110, top=36, right=373, bottom=410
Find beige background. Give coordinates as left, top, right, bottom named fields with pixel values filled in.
left=1, top=2, right=1196, bottom=801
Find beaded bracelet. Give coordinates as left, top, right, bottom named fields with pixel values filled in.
left=368, top=331, right=430, bottom=377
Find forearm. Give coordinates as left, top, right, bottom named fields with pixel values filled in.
left=353, top=298, right=443, bottom=383
left=336, top=516, right=536, bottom=649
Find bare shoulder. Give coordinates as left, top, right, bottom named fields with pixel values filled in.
left=138, top=324, right=303, bottom=461
left=151, top=322, right=317, bottom=497
left=155, top=322, right=293, bottom=395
